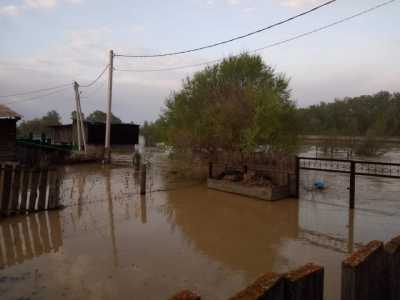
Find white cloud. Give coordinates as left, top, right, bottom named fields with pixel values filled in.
left=0, top=5, right=20, bottom=16
left=278, top=0, right=320, bottom=8
left=226, top=0, right=240, bottom=5
left=24, top=0, right=57, bottom=9
left=0, top=0, right=82, bottom=16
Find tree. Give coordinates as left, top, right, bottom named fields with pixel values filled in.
left=71, top=110, right=85, bottom=121
left=17, top=110, right=61, bottom=137
left=86, top=110, right=122, bottom=124
left=159, top=53, right=299, bottom=159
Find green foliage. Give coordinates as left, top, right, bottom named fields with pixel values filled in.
left=298, top=91, right=400, bottom=136
left=140, top=119, right=166, bottom=147
left=157, top=53, right=299, bottom=157
left=17, top=110, right=61, bottom=137
left=86, top=110, right=122, bottom=124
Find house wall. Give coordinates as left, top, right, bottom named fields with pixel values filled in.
left=0, top=119, right=17, bottom=162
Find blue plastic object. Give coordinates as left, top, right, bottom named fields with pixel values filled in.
left=314, top=180, right=326, bottom=190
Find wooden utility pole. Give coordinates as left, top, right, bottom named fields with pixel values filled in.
left=74, top=81, right=82, bottom=151
left=105, top=49, right=114, bottom=163
left=74, top=81, right=87, bottom=152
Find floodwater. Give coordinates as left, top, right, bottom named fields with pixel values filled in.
left=1, top=154, right=400, bottom=300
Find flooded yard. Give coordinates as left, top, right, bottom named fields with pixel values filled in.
left=1, top=157, right=400, bottom=300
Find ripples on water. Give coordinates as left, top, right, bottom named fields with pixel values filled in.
left=0, top=151, right=399, bottom=300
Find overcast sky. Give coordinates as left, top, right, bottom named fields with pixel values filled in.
left=0, top=0, right=399, bottom=124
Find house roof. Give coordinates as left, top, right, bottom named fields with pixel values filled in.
left=0, top=104, right=22, bottom=120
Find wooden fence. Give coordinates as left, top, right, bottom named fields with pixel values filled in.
left=170, top=234, right=400, bottom=300
left=0, top=163, right=62, bottom=216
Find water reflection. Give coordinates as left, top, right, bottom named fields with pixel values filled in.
left=0, top=160, right=399, bottom=300
left=0, top=211, right=62, bottom=270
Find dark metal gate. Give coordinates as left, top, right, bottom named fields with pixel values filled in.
left=295, top=157, right=400, bottom=209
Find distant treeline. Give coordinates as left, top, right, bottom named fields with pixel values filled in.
left=298, top=91, right=400, bottom=137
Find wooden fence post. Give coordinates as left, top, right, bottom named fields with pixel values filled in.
left=228, top=273, right=284, bottom=300
left=349, top=161, right=355, bottom=209
left=1, top=165, right=13, bottom=216
left=169, top=290, right=201, bottom=300
left=341, top=240, right=385, bottom=300
left=140, top=164, right=147, bottom=195
left=284, top=263, right=324, bottom=300
left=209, top=162, right=213, bottom=179
left=295, top=156, right=300, bottom=199
left=29, top=169, right=40, bottom=211
left=37, top=169, right=48, bottom=210
left=384, top=235, right=400, bottom=300
left=19, top=169, right=30, bottom=211
left=10, top=166, right=21, bottom=213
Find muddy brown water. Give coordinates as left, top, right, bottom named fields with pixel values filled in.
left=1, top=157, right=400, bottom=300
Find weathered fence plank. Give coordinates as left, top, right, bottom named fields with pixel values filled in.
left=384, top=235, right=400, bottom=300
left=341, top=240, right=385, bottom=300
left=19, top=169, right=30, bottom=211
left=169, top=290, right=201, bottom=300
left=1, top=166, right=13, bottom=215
left=10, top=168, right=21, bottom=212
left=28, top=170, right=40, bottom=211
left=284, top=263, right=324, bottom=300
left=37, top=169, right=48, bottom=210
left=2, top=224, right=15, bottom=267
left=229, top=273, right=284, bottom=300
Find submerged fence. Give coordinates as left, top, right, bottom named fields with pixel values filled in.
left=0, top=163, right=62, bottom=216
left=170, top=234, right=400, bottom=300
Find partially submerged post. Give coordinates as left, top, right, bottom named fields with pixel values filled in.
left=341, top=240, right=385, bottom=300
left=140, top=164, right=147, bottom=195
left=384, top=235, right=400, bottom=300
left=284, top=263, right=324, bottom=300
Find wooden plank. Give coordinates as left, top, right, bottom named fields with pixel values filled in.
left=53, top=175, right=61, bottom=209
left=10, top=167, right=21, bottom=213
left=37, top=169, right=48, bottom=211
left=0, top=164, right=4, bottom=214
left=19, top=169, right=30, bottom=212
left=341, top=240, right=385, bottom=300
left=47, top=171, right=56, bottom=209
left=1, top=165, right=13, bottom=216
left=0, top=234, right=4, bottom=269
left=28, top=169, right=40, bottom=211
left=229, top=273, right=284, bottom=300
left=169, top=291, right=201, bottom=300
left=284, top=263, right=324, bottom=300
left=384, top=235, right=400, bottom=300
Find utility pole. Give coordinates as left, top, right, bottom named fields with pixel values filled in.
left=105, top=49, right=114, bottom=163
left=76, top=83, right=87, bottom=153
left=74, top=81, right=82, bottom=151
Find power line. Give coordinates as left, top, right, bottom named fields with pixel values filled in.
left=115, top=0, right=336, bottom=58
left=114, top=0, right=397, bottom=73
left=0, top=83, right=71, bottom=98
left=79, top=64, right=109, bottom=88
left=3, top=85, right=72, bottom=105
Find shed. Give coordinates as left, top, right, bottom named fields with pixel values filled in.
left=0, top=104, right=21, bottom=161
left=50, top=121, right=139, bottom=147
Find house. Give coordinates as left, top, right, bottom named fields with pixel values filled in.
left=50, top=120, right=140, bottom=152
left=0, top=105, right=21, bottom=162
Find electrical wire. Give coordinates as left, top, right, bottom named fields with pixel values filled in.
left=0, top=83, right=72, bottom=98
left=115, top=0, right=336, bottom=58
left=79, top=64, right=109, bottom=88
left=114, top=0, right=397, bottom=73
left=3, top=85, right=72, bottom=105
